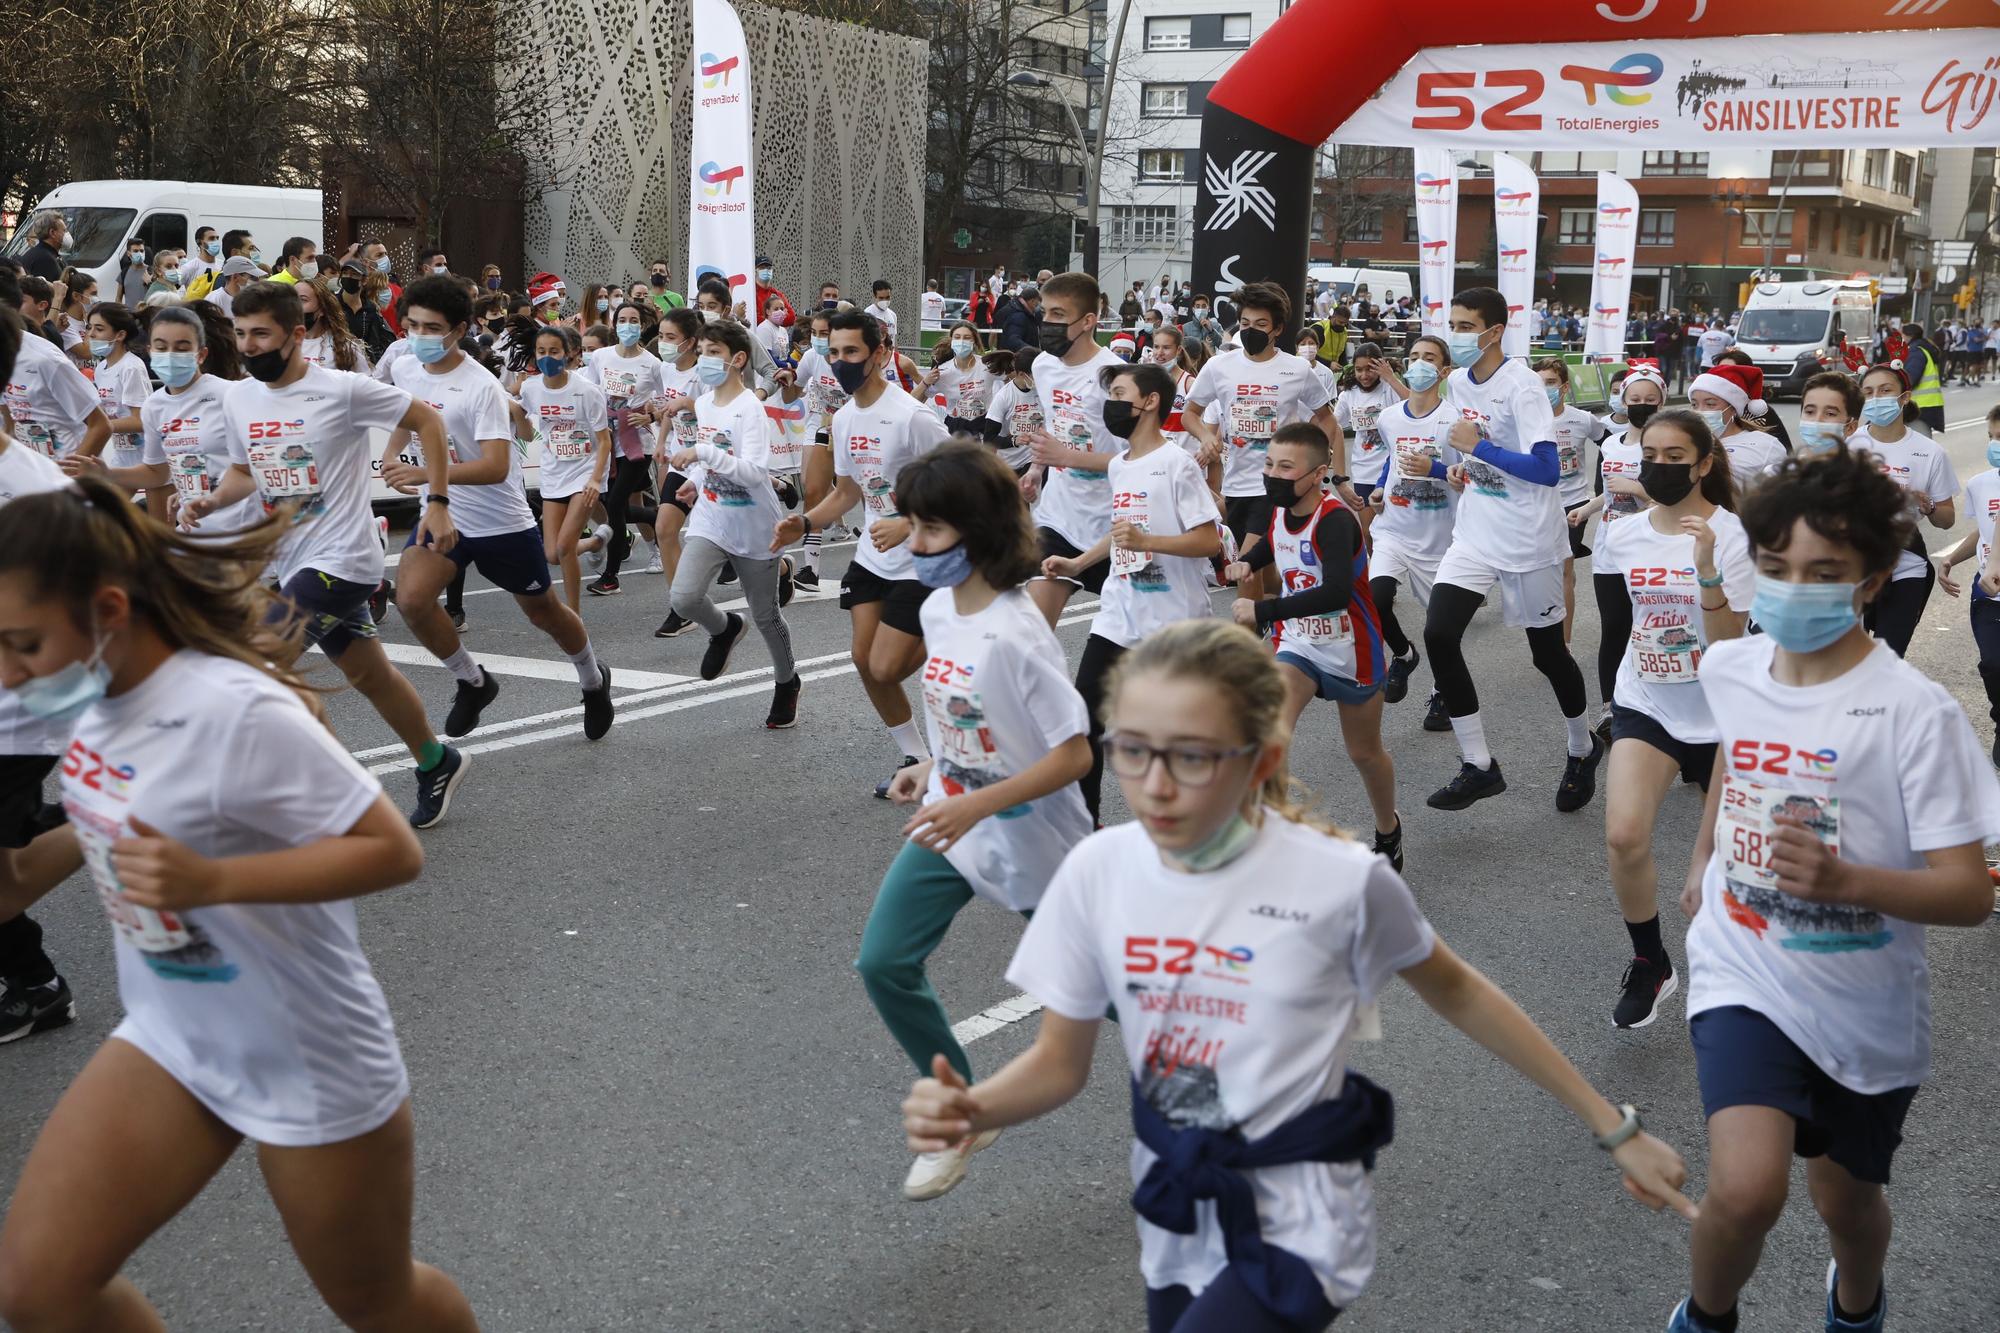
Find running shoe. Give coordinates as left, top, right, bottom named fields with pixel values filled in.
left=1422, top=691, right=1452, bottom=732
left=369, top=578, right=394, bottom=625
left=825, top=522, right=853, bottom=543
left=644, top=543, right=664, bottom=574
left=1826, top=1259, right=1886, bottom=1332
left=875, top=755, right=922, bottom=800
left=793, top=565, right=821, bottom=592
left=0, top=974, right=74, bottom=1044
left=1556, top=735, right=1605, bottom=813
left=655, top=611, right=696, bottom=638
left=903, top=1127, right=1000, bottom=1202
left=1425, top=761, right=1506, bottom=811
left=582, top=525, right=611, bottom=575
left=581, top=665, right=615, bottom=741
left=700, top=612, right=746, bottom=681
left=774, top=475, right=800, bottom=509
left=587, top=575, right=622, bottom=596
left=1612, top=955, right=1678, bottom=1029
left=1664, top=1298, right=1702, bottom=1333
left=448, top=606, right=467, bottom=632
left=409, top=745, right=470, bottom=829
left=719, top=560, right=739, bottom=585
left=766, top=674, right=802, bottom=729
left=1371, top=818, right=1404, bottom=873
left=1594, top=707, right=1614, bottom=748
left=777, top=557, right=796, bottom=609
left=1383, top=651, right=1419, bottom=705
left=444, top=669, right=500, bottom=738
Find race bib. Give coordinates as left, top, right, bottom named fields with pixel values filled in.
left=1559, top=439, right=1582, bottom=479
left=922, top=659, right=1000, bottom=769
left=1630, top=618, right=1701, bottom=683
left=960, top=388, right=989, bottom=418
left=1354, top=404, right=1382, bottom=445
left=601, top=368, right=638, bottom=403
left=168, top=449, right=212, bottom=504
left=1229, top=397, right=1278, bottom=451
left=1110, top=489, right=1150, bottom=579
left=1291, top=611, right=1354, bottom=646
left=546, top=422, right=586, bottom=461
left=247, top=438, right=323, bottom=522
left=1009, top=403, right=1044, bottom=439
left=76, top=821, right=193, bottom=955
left=862, top=471, right=894, bottom=516
left=1720, top=772, right=1840, bottom=896
left=16, top=420, right=60, bottom=457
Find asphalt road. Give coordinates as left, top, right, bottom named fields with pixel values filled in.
left=7, top=384, right=2000, bottom=1332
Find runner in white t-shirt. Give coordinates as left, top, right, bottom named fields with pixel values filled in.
left=77, top=305, right=150, bottom=471
left=129, top=308, right=257, bottom=537
left=1022, top=273, right=1124, bottom=627
left=919, top=281, right=947, bottom=331
left=1688, top=365, right=1786, bottom=494
left=791, top=308, right=850, bottom=590
left=901, top=619, right=1692, bottom=1328
left=982, top=349, right=1040, bottom=474
left=917, top=322, right=992, bottom=431
left=864, top=281, right=899, bottom=345
left=584, top=303, right=670, bottom=592
left=3, top=312, right=111, bottom=461
left=1930, top=407, right=2000, bottom=766
left=0, top=483, right=478, bottom=1329
left=1331, top=346, right=1403, bottom=507
left=519, top=323, right=612, bottom=611
left=1425, top=288, right=1599, bottom=817
left=1855, top=361, right=1956, bottom=659
left=385, top=276, right=614, bottom=746
left=1672, top=448, right=2000, bottom=1333
left=1535, top=357, right=1611, bottom=647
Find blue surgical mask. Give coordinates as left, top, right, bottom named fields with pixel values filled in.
left=1796, top=421, right=1846, bottom=456
left=1698, top=408, right=1729, bottom=436
left=1861, top=397, right=1902, bottom=427
left=616, top=323, right=643, bottom=347
left=15, top=631, right=112, bottom=723
left=1749, top=579, right=1861, bottom=654
left=203, top=239, right=221, bottom=257
left=951, top=339, right=974, bottom=359
left=1445, top=329, right=1487, bottom=367
left=911, top=541, right=973, bottom=588
left=1403, top=360, right=1439, bottom=392
left=811, top=336, right=829, bottom=356
left=597, top=298, right=610, bottom=312
left=1162, top=812, right=1260, bottom=873
left=1545, top=385, right=1563, bottom=407
left=409, top=333, right=449, bottom=364
left=154, top=350, right=199, bottom=389
left=374, top=256, right=393, bottom=274
left=1986, top=439, right=2000, bottom=470
left=696, top=354, right=730, bottom=386
left=248, top=249, right=263, bottom=266
left=537, top=355, right=565, bottom=378
left=659, top=340, right=682, bottom=360
left=88, top=339, right=113, bottom=360
left=757, top=268, right=773, bottom=283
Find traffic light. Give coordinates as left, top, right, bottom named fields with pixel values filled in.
left=1957, top=278, right=1978, bottom=310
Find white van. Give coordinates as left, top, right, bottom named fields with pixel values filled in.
left=3, top=180, right=321, bottom=293
left=1306, top=265, right=1414, bottom=311
left=1734, top=279, right=1878, bottom=399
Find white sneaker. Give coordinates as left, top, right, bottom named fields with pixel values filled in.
left=582, top=524, right=611, bottom=575
left=902, top=1127, right=1000, bottom=1202
left=643, top=541, right=664, bottom=574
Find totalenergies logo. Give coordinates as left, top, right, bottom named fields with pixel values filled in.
left=1599, top=203, right=1634, bottom=222
left=1560, top=52, right=1663, bottom=107
left=700, top=51, right=738, bottom=88
left=1419, top=238, right=1450, bottom=254
left=700, top=160, right=745, bottom=196
left=1414, top=173, right=1453, bottom=197
left=1495, top=187, right=1534, bottom=215
left=1596, top=254, right=1628, bottom=273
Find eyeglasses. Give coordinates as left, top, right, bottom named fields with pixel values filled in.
left=1103, top=732, right=1257, bottom=787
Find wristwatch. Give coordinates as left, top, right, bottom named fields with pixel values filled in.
left=1594, top=1103, right=1643, bottom=1151
left=800, top=515, right=813, bottom=537
left=426, top=495, right=449, bottom=507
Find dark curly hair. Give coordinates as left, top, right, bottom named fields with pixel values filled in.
left=893, top=440, right=1042, bottom=589
left=1738, top=448, right=1913, bottom=579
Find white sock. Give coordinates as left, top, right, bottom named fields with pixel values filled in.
left=1449, top=711, right=1492, bottom=770
left=888, top=719, right=928, bottom=759
left=1565, top=711, right=1593, bottom=759
left=441, top=648, right=482, bottom=686
left=569, top=642, right=604, bottom=691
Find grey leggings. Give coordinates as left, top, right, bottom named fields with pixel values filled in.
left=669, top=535, right=796, bottom=681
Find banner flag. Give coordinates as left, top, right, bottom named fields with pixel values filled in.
left=690, top=0, right=756, bottom=318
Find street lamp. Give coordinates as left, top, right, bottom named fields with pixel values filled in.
left=1006, top=68, right=1098, bottom=276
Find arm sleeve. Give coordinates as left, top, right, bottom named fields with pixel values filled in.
left=1255, top=508, right=1358, bottom=628
left=48, top=357, right=102, bottom=427
left=474, top=381, right=513, bottom=443
left=1334, top=392, right=1353, bottom=431
left=1473, top=438, right=1561, bottom=486
left=1171, top=455, right=1220, bottom=530
left=1718, top=525, right=1757, bottom=613
left=947, top=414, right=1002, bottom=442
left=140, top=401, right=165, bottom=466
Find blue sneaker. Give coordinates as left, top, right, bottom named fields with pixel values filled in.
left=1665, top=1298, right=1700, bottom=1333
left=1826, top=1259, right=1886, bottom=1331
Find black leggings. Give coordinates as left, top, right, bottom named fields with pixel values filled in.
left=1864, top=564, right=1934, bottom=658
left=1074, top=633, right=1127, bottom=824
left=0, top=755, right=61, bottom=986
left=1972, top=598, right=2000, bottom=726
left=1423, top=582, right=1588, bottom=720
left=603, top=453, right=660, bottom=579
left=1369, top=576, right=1412, bottom=659
left=1594, top=571, right=1631, bottom=705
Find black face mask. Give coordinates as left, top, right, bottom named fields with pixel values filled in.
left=650, top=273, right=668, bottom=288
left=485, top=318, right=504, bottom=333
left=1038, top=319, right=1077, bottom=356
left=341, top=277, right=362, bottom=295
left=1264, top=473, right=1305, bottom=508
left=1238, top=327, right=1271, bottom=356
left=830, top=358, right=872, bottom=394
left=243, top=341, right=292, bottom=384
left=1638, top=459, right=1696, bottom=506
left=1102, top=400, right=1140, bottom=439
left=1625, top=403, right=1659, bottom=429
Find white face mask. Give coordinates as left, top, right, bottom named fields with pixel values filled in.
left=298, top=260, right=319, bottom=281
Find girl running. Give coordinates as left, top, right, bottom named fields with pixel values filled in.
left=860, top=441, right=1092, bottom=1201
left=649, top=307, right=707, bottom=633
left=1568, top=365, right=1667, bottom=736
left=1537, top=357, right=1609, bottom=645
left=298, top=276, right=371, bottom=374
left=1686, top=364, right=1785, bottom=492
left=792, top=309, right=847, bottom=589
left=1596, top=409, right=1750, bottom=1032
left=134, top=307, right=256, bottom=537
left=585, top=301, right=667, bottom=595
left=0, top=475, right=479, bottom=1332
left=982, top=348, right=1040, bottom=476
left=1854, top=362, right=1956, bottom=658
left=902, top=618, right=1692, bottom=1333
left=1933, top=403, right=2000, bottom=766
left=918, top=321, right=991, bottom=430
left=81, top=304, right=149, bottom=472
left=520, top=324, right=613, bottom=610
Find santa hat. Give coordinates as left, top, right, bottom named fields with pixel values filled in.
left=1621, top=363, right=1668, bottom=393
left=1109, top=332, right=1136, bottom=358
left=527, top=272, right=566, bottom=307
left=1690, top=364, right=1766, bottom=417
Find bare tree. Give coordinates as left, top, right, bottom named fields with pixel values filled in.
left=1314, top=145, right=1414, bottom=268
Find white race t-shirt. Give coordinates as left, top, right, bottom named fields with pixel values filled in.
left=91, top=353, right=152, bottom=468
left=1333, top=380, right=1399, bottom=486
left=1719, top=428, right=1787, bottom=493
left=930, top=359, right=992, bottom=424
left=1007, top=817, right=1436, bottom=1307
left=917, top=587, right=1092, bottom=911
left=687, top=390, right=786, bottom=559
left=1696, top=327, right=1734, bottom=366
left=1093, top=444, right=1220, bottom=648
left=1188, top=349, right=1334, bottom=499
left=5, top=331, right=102, bottom=458
left=519, top=373, right=610, bottom=500
left=1688, top=636, right=2000, bottom=1093
left=223, top=366, right=413, bottom=587
left=1444, top=358, right=1564, bottom=572
left=985, top=379, right=1039, bottom=472
left=1031, top=345, right=1124, bottom=550
left=1965, top=468, right=2000, bottom=600
left=140, top=377, right=258, bottom=537
left=1370, top=399, right=1460, bottom=564
left=864, top=301, right=899, bottom=344
left=372, top=339, right=412, bottom=385
left=63, top=652, right=408, bottom=1145
left=588, top=346, right=667, bottom=460
left=300, top=333, right=371, bottom=375
left=1551, top=404, right=1606, bottom=508
left=795, top=349, right=848, bottom=425
left=833, top=384, right=949, bottom=582
left=1593, top=428, right=1649, bottom=563
left=392, top=355, right=533, bottom=538
left=920, top=291, right=947, bottom=329
left=1858, top=431, right=1958, bottom=582
left=1601, top=508, right=1755, bottom=742
left=0, top=439, right=79, bottom=756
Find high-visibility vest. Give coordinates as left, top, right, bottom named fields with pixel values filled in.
left=1911, top=344, right=1944, bottom=409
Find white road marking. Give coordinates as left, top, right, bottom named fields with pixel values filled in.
left=951, top=992, right=1044, bottom=1044
left=331, top=643, right=693, bottom=690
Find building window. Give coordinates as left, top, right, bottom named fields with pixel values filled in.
left=1637, top=209, right=1675, bottom=247
left=1221, top=14, right=1252, bottom=44
left=1891, top=153, right=1915, bottom=195
left=1311, top=212, right=1326, bottom=242
left=1862, top=150, right=1888, bottom=190
left=1742, top=208, right=1794, bottom=247
left=1141, top=84, right=1190, bottom=117
left=1791, top=149, right=1839, bottom=180
left=1345, top=207, right=1382, bottom=243
left=1807, top=209, right=1822, bottom=252
left=1402, top=212, right=1419, bottom=243
left=1144, top=17, right=1189, bottom=50
left=1108, top=204, right=1183, bottom=249
left=1538, top=151, right=1620, bottom=175
left=1641, top=151, right=1709, bottom=177
left=1558, top=207, right=1597, bottom=246
left=1138, top=149, right=1185, bottom=182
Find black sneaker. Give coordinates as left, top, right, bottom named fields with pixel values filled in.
left=655, top=611, right=696, bottom=638
left=1556, top=735, right=1605, bottom=813
left=719, top=560, right=739, bottom=585
left=444, top=669, right=500, bottom=738
left=369, top=578, right=394, bottom=624
left=408, top=746, right=470, bottom=829
left=1593, top=709, right=1613, bottom=748
left=0, top=974, right=75, bottom=1044
left=581, top=665, right=614, bottom=740
left=766, top=674, right=802, bottom=729
left=1612, top=954, right=1678, bottom=1029
left=588, top=575, right=622, bottom=596
left=1383, top=651, right=1419, bottom=705
left=774, top=475, right=800, bottom=509
left=1422, top=692, right=1452, bottom=733
left=777, top=557, right=796, bottom=609
left=700, top=612, right=746, bottom=681
left=448, top=606, right=467, bottom=632
left=875, top=754, right=922, bottom=800
left=1426, top=761, right=1506, bottom=811
left=793, top=565, right=821, bottom=592
left=1371, top=818, right=1404, bottom=873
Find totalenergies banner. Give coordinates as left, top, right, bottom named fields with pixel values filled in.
left=1413, top=149, right=1457, bottom=338
left=689, top=0, right=756, bottom=317
left=1585, top=172, right=1638, bottom=359
left=1491, top=152, right=1538, bottom=360
left=1337, top=28, right=1997, bottom=150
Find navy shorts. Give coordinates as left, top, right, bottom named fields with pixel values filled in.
left=1690, top=1005, right=1918, bottom=1185
left=272, top=567, right=378, bottom=660
left=840, top=560, right=929, bottom=638
left=1036, top=526, right=1109, bottom=594
left=407, top=526, right=554, bottom=597
left=1222, top=495, right=1271, bottom=548
left=1609, top=704, right=1717, bottom=789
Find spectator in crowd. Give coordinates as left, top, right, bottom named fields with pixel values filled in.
left=19, top=211, right=65, bottom=281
